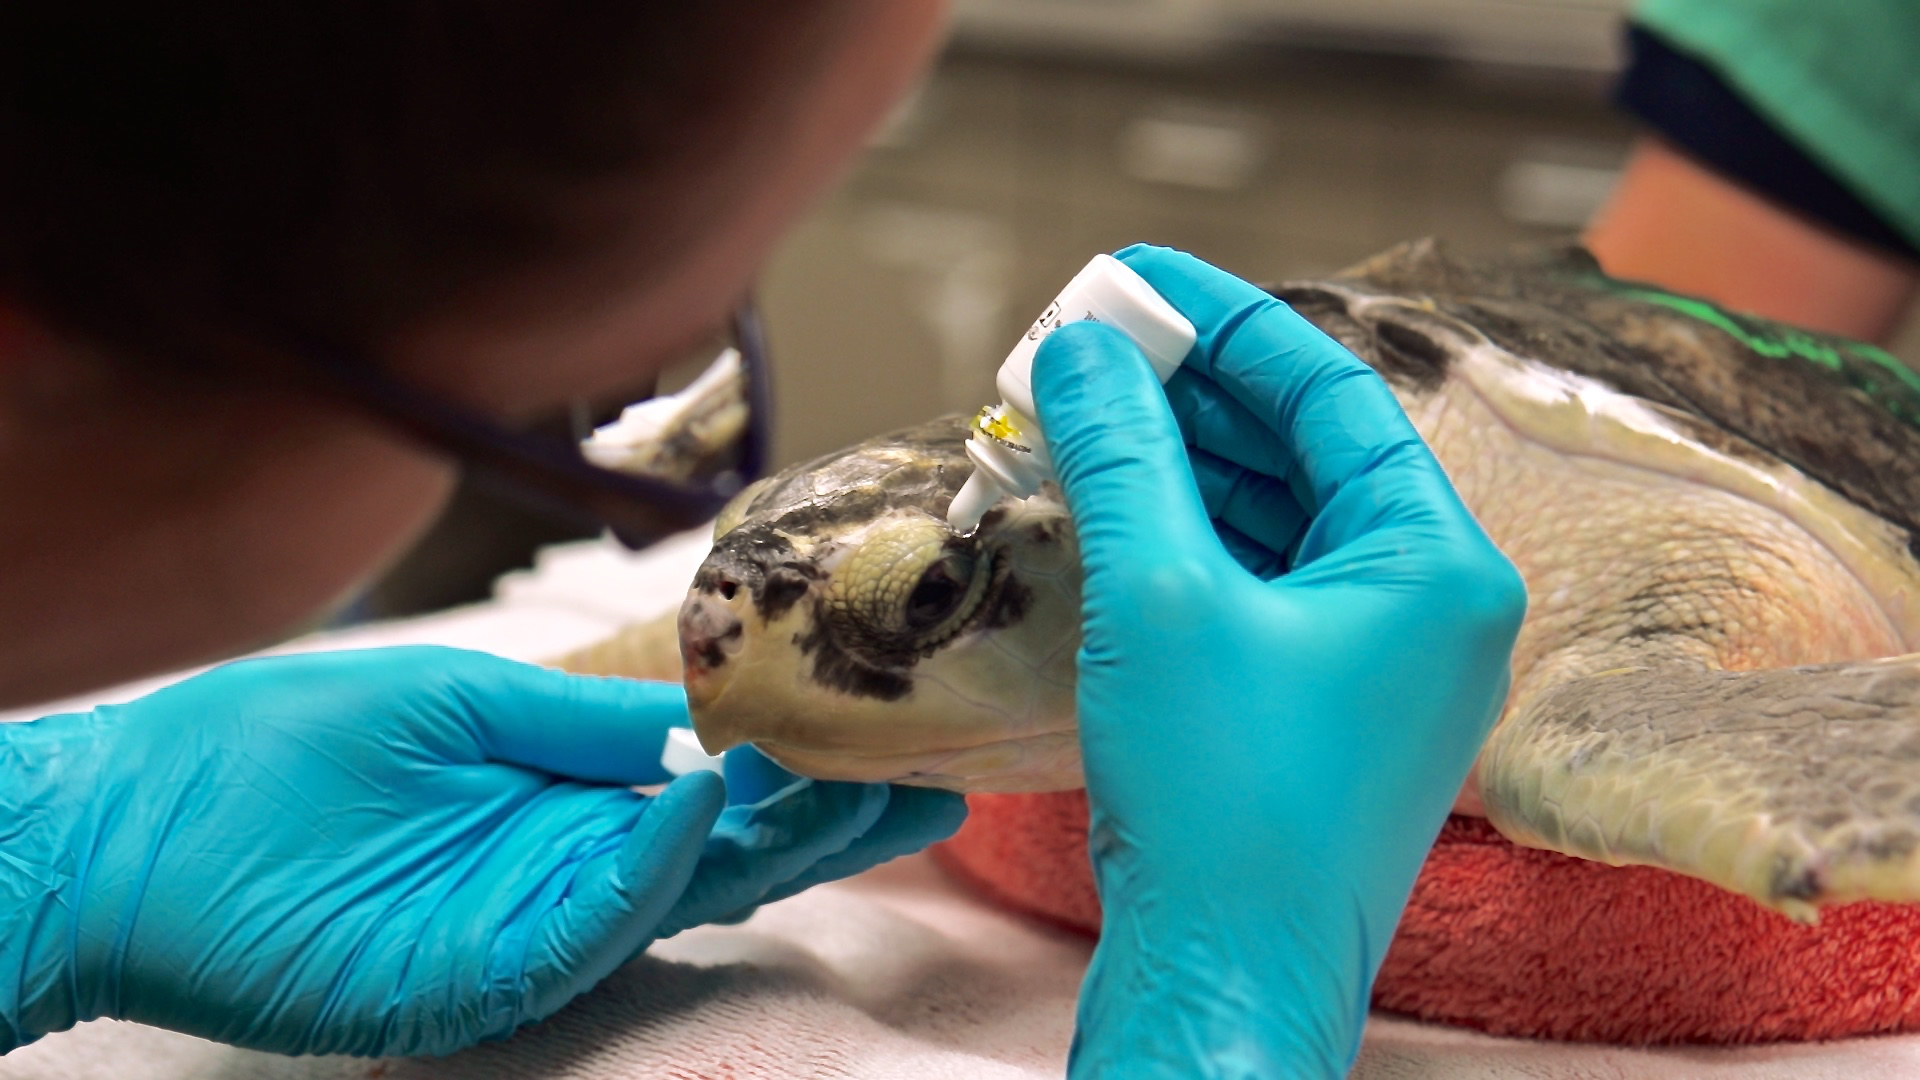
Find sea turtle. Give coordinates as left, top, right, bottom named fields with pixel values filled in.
left=552, top=239, right=1920, bottom=922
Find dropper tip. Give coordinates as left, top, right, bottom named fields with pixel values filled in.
left=946, top=469, right=999, bottom=535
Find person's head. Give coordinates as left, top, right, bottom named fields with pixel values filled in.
left=0, top=1, right=949, bottom=705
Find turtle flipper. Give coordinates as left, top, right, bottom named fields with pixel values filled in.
left=541, top=609, right=685, bottom=684
left=1479, top=657, right=1920, bottom=921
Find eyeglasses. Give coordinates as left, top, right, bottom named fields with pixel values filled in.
left=282, top=303, right=773, bottom=552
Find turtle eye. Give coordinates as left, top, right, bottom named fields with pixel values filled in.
left=904, top=554, right=974, bottom=632
left=827, top=516, right=992, bottom=652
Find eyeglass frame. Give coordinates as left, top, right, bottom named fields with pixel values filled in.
left=278, top=303, right=773, bottom=553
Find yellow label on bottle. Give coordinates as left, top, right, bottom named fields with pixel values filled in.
left=978, top=409, right=1023, bottom=442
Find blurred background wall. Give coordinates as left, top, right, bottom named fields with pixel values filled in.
left=356, top=0, right=1920, bottom=620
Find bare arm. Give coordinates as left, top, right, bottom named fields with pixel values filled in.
left=1585, top=137, right=1918, bottom=344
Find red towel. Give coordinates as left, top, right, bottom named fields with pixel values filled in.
left=934, top=791, right=1920, bottom=1044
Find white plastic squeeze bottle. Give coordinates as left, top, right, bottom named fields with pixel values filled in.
left=947, top=253, right=1197, bottom=533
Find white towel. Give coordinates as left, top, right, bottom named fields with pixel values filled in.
left=5, top=534, right=1916, bottom=1078
left=5, top=852, right=1917, bottom=1080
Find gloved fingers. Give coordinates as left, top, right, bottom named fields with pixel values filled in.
left=648, top=778, right=893, bottom=938
left=1164, top=367, right=1295, bottom=480
left=1284, top=440, right=1483, bottom=573
left=1213, top=519, right=1290, bottom=580
left=723, top=745, right=805, bottom=806
left=1115, top=245, right=1440, bottom=524
left=708, top=785, right=968, bottom=922
left=517, top=771, right=726, bottom=1024
left=1189, top=447, right=1307, bottom=563
left=451, top=654, right=691, bottom=787
left=1030, top=320, right=1230, bottom=601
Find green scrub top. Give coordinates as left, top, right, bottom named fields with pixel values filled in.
left=1636, top=0, right=1920, bottom=250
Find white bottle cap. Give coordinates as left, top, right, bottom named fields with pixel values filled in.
left=995, top=254, right=1195, bottom=422
left=945, top=252, right=1196, bottom=534
left=660, top=726, right=726, bottom=777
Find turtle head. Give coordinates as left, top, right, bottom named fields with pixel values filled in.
left=678, top=419, right=1083, bottom=793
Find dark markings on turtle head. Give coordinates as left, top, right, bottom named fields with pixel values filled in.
left=693, top=528, right=828, bottom=624
left=692, top=555, right=754, bottom=601
left=738, top=417, right=974, bottom=538
left=1019, top=515, right=1071, bottom=550
left=757, top=564, right=819, bottom=622
left=981, top=575, right=1032, bottom=632
left=689, top=623, right=741, bottom=672
left=792, top=617, right=913, bottom=702
left=763, top=488, right=897, bottom=535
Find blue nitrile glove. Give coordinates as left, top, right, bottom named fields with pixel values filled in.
left=1032, top=245, right=1526, bottom=1078
left=0, top=646, right=964, bottom=1058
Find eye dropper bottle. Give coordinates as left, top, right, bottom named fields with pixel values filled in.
left=947, top=254, right=1197, bottom=533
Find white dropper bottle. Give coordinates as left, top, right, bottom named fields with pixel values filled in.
left=947, top=253, right=1197, bottom=533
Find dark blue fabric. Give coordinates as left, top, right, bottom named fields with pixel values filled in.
left=1614, top=24, right=1919, bottom=261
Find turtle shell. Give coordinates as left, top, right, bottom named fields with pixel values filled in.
left=1301, top=239, right=1920, bottom=556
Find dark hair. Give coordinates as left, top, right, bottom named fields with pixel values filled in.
left=0, top=3, right=826, bottom=366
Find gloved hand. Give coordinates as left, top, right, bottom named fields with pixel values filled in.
left=0, top=646, right=964, bottom=1058
left=1032, top=245, right=1525, bottom=1078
